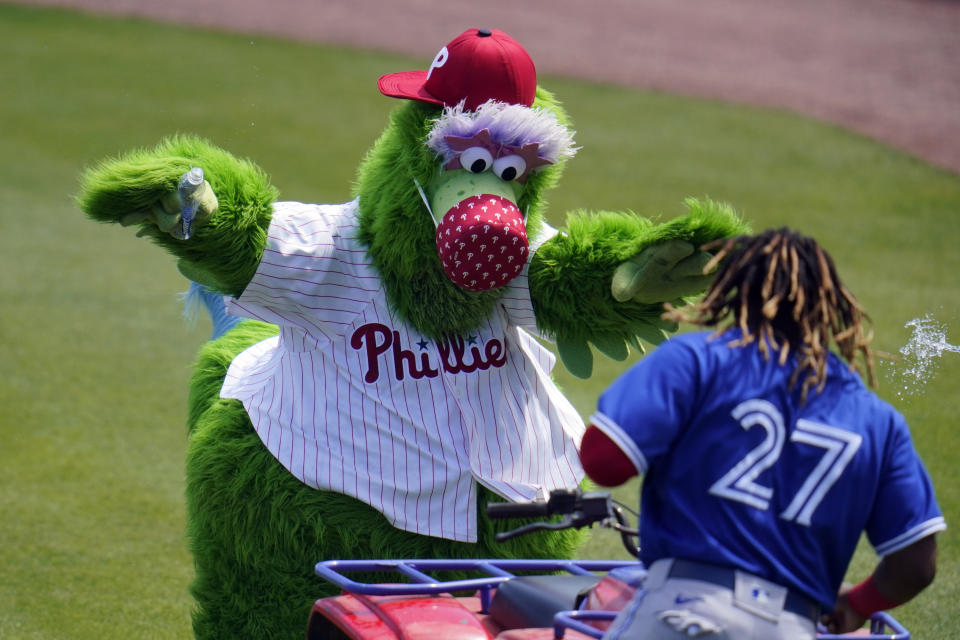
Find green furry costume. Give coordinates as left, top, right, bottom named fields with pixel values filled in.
left=78, top=36, right=746, bottom=640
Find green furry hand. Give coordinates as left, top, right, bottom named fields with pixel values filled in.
left=118, top=174, right=219, bottom=240
left=530, top=196, right=748, bottom=379
left=77, top=135, right=280, bottom=296
left=611, top=239, right=715, bottom=304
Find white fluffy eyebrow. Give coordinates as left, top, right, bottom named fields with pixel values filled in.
left=426, top=100, right=578, bottom=164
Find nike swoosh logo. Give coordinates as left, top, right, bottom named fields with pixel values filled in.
left=674, top=595, right=703, bottom=605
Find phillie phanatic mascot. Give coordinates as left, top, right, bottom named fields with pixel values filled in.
left=78, top=28, right=745, bottom=640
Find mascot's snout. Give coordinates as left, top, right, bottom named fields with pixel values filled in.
left=424, top=150, right=533, bottom=291
left=436, top=192, right=528, bottom=291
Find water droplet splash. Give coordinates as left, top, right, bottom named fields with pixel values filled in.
left=885, top=314, right=959, bottom=400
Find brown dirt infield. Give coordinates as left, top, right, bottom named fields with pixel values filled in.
left=16, top=0, right=960, bottom=175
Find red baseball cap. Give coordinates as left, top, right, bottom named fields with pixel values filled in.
left=378, top=28, right=537, bottom=112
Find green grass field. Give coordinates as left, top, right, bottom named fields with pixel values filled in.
left=1, top=4, right=957, bottom=638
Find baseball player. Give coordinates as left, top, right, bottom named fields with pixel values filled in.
left=579, top=228, right=945, bottom=639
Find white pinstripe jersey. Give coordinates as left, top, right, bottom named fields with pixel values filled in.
left=221, top=199, right=585, bottom=542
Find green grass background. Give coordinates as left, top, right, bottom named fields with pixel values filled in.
left=1, top=4, right=957, bottom=638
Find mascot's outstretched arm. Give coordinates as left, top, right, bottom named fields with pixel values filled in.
left=77, top=135, right=277, bottom=296
left=530, top=198, right=746, bottom=377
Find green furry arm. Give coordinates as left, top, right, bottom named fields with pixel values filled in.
left=77, top=135, right=278, bottom=296
left=529, top=197, right=748, bottom=377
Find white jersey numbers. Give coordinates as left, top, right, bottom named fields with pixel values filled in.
left=780, top=419, right=862, bottom=525
left=708, top=399, right=862, bottom=526
left=708, top=400, right=786, bottom=510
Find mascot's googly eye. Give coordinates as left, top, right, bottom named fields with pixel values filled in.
left=492, top=155, right=527, bottom=182
left=459, top=147, right=494, bottom=174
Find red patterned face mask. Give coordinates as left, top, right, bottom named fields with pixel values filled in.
left=435, top=193, right=528, bottom=291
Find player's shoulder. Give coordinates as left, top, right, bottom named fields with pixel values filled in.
left=638, top=330, right=713, bottom=368
left=673, top=328, right=751, bottom=365
left=817, top=355, right=907, bottom=437
left=663, top=329, right=715, bottom=351
left=645, top=328, right=749, bottom=370
left=826, top=354, right=897, bottom=411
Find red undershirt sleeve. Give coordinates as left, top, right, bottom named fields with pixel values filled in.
left=579, top=424, right=639, bottom=487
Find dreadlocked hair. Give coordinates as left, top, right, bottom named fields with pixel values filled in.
left=665, top=228, right=876, bottom=402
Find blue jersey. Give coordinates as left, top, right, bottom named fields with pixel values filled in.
left=592, top=330, right=945, bottom=610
